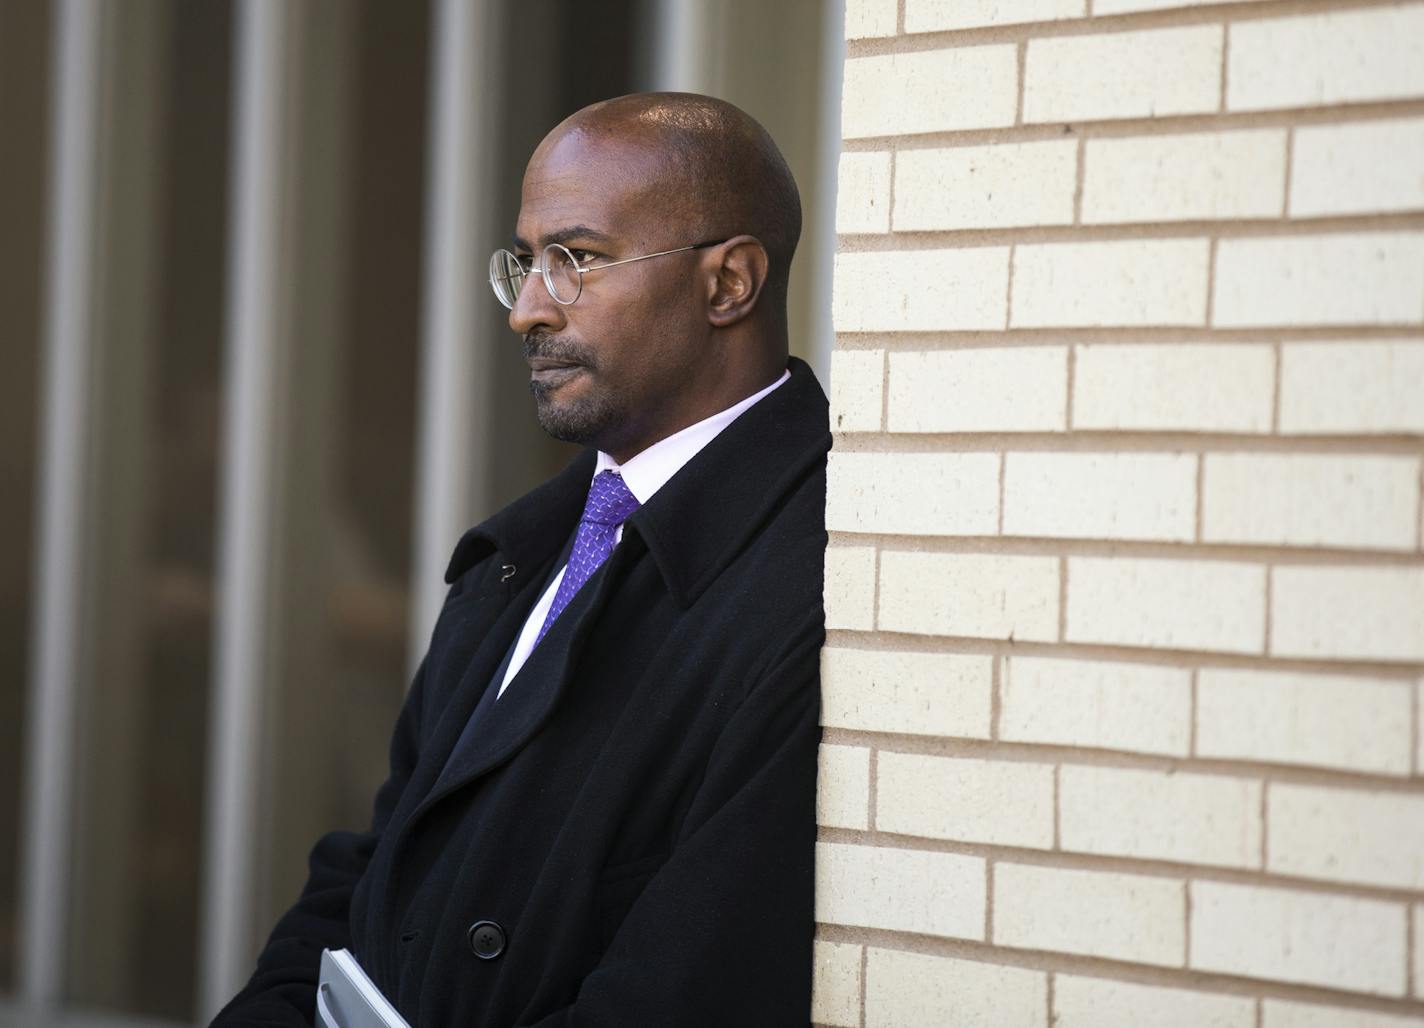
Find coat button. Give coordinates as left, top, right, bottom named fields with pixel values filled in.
left=467, top=920, right=506, bottom=960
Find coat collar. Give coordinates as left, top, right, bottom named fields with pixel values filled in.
left=445, top=356, right=830, bottom=606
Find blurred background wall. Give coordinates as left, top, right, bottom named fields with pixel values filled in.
left=0, top=1, right=843, bottom=1023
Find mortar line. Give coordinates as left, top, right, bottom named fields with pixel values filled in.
left=844, top=0, right=1410, bottom=56
left=896, top=0, right=905, bottom=35
left=829, top=431, right=1424, bottom=460
left=812, top=924, right=1424, bottom=1021
left=833, top=210, right=1424, bottom=251
left=1255, top=997, right=1263, bottom=1028
left=1065, top=343, right=1077, bottom=431
left=839, top=97, right=1424, bottom=150
left=817, top=732, right=1424, bottom=798
left=1046, top=970, right=1056, bottom=1028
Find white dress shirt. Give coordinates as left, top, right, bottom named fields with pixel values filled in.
left=497, top=369, right=790, bottom=696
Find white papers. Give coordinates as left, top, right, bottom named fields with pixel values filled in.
left=316, top=948, right=411, bottom=1028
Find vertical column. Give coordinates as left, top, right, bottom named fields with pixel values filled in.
left=407, top=0, right=505, bottom=669
left=17, top=0, right=110, bottom=1008
left=198, top=0, right=302, bottom=1015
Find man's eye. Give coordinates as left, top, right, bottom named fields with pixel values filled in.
left=568, top=249, right=597, bottom=264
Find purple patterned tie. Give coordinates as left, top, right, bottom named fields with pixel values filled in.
left=536, top=470, right=640, bottom=645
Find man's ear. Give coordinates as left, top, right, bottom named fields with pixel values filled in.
left=705, top=235, right=769, bottom=328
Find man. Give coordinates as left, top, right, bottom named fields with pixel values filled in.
left=213, top=92, right=829, bottom=1026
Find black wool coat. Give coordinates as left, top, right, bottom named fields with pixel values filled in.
left=212, top=357, right=831, bottom=1027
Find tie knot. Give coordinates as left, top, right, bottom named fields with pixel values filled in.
left=582, top=470, right=639, bottom=526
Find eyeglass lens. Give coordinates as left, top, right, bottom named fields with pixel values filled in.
left=488, top=244, right=583, bottom=309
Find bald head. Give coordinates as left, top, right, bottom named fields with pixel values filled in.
left=544, top=92, right=802, bottom=319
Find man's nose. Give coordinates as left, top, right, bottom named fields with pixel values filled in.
left=507, top=268, right=566, bottom=336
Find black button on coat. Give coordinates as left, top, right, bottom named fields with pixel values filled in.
left=211, top=358, right=831, bottom=1026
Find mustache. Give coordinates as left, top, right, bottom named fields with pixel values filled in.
left=522, top=335, right=595, bottom=368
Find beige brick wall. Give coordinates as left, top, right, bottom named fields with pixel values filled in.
left=816, top=1, right=1424, bottom=1024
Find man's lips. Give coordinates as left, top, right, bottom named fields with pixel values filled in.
left=527, top=358, right=586, bottom=386
left=526, top=357, right=582, bottom=372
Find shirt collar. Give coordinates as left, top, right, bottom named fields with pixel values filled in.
left=593, top=369, right=790, bottom=503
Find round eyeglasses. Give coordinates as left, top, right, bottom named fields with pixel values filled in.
left=489, top=239, right=726, bottom=309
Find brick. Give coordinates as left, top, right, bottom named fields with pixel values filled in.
left=1003, top=452, right=1196, bottom=542
left=1011, top=239, right=1209, bottom=328
left=1023, top=26, right=1222, bottom=123
left=1196, top=668, right=1413, bottom=777
left=812, top=940, right=862, bottom=1027
left=815, top=841, right=986, bottom=940
left=827, top=452, right=1000, bottom=536
left=834, top=248, right=1010, bottom=332
left=1202, top=454, right=1420, bottom=551
left=1268, top=783, right=1424, bottom=890
left=1271, top=566, right=1424, bottom=662
left=1067, top=557, right=1266, bottom=654
left=1213, top=232, right=1424, bottom=328
left=823, top=545, right=876, bottom=630
left=1082, top=130, right=1286, bottom=223
left=1001, top=656, right=1191, bottom=757
left=887, top=347, right=1068, bottom=433
left=906, top=0, right=1082, bottom=32
left=865, top=949, right=1046, bottom=1028
left=1073, top=343, right=1274, bottom=433
left=845, top=0, right=897, bottom=40
left=1191, top=880, right=1406, bottom=995
left=817, top=744, right=871, bottom=830
left=820, top=646, right=993, bottom=738
left=1228, top=7, right=1424, bottom=112
left=877, top=753, right=1054, bottom=848
left=893, top=140, right=1076, bottom=230
left=1279, top=342, right=1424, bottom=435
left=1264, top=1000, right=1424, bottom=1028
left=1292, top=117, right=1424, bottom=218
left=1060, top=766, right=1262, bottom=869
left=836, top=152, right=891, bottom=234
left=1054, top=975, right=1255, bottom=1028
left=829, top=348, right=884, bottom=432
left=994, top=863, right=1185, bottom=966
left=843, top=47, right=1018, bottom=138
left=880, top=551, right=1060, bottom=641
